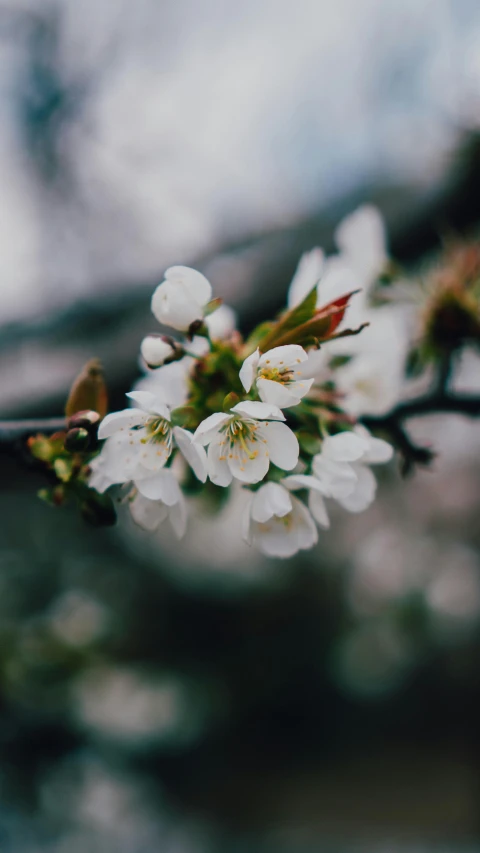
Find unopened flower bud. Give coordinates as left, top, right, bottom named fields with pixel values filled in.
left=65, top=359, right=108, bottom=419
left=64, top=427, right=90, bottom=452
left=140, top=334, right=180, bottom=367
left=67, top=409, right=101, bottom=431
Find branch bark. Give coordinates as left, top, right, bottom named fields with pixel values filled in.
left=0, top=417, right=65, bottom=443
left=362, top=391, right=480, bottom=474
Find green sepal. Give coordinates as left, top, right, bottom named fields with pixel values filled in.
left=170, top=405, right=198, bottom=429
left=204, top=297, right=223, bottom=317
left=245, top=321, right=274, bottom=350
left=53, top=457, right=74, bottom=483
left=222, top=391, right=240, bottom=411
left=29, top=434, right=64, bottom=462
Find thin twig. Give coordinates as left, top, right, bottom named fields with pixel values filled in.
left=362, top=391, right=480, bottom=475
left=0, top=417, right=65, bottom=443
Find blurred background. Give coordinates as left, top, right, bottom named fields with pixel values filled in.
left=2, top=0, right=480, bottom=850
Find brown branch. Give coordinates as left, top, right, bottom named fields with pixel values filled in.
left=362, top=391, right=480, bottom=475
left=0, top=417, right=65, bottom=444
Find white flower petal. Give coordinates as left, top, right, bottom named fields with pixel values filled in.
left=230, top=401, right=285, bottom=421
left=316, top=255, right=358, bottom=308
left=125, top=390, right=156, bottom=411
left=88, top=461, right=116, bottom=494
left=133, top=360, right=191, bottom=409
left=165, top=265, right=212, bottom=305
left=336, top=464, right=377, bottom=512
left=335, top=205, right=387, bottom=285
left=92, top=431, right=143, bottom=484
left=136, top=436, right=171, bottom=472
left=129, top=494, right=168, bottom=531
left=311, top=455, right=357, bottom=499
left=151, top=280, right=204, bottom=331
left=357, top=430, right=394, bottom=464
left=140, top=336, right=175, bottom=368
left=193, top=412, right=231, bottom=445
left=321, top=431, right=370, bottom=462
left=239, top=349, right=260, bottom=393
left=287, top=248, right=324, bottom=308
left=256, top=378, right=300, bottom=409
left=206, top=304, right=237, bottom=339
left=135, top=469, right=182, bottom=505
left=227, top=436, right=270, bottom=484
left=250, top=482, right=292, bottom=523
left=207, top=440, right=233, bottom=487
left=308, top=490, right=330, bottom=528
left=173, top=426, right=208, bottom=482
left=249, top=495, right=317, bottom=558
left=126, top=391, right=170, bottom=419
left=258, top=421, right=299, bottom=471
left=258, top=345, right=308, bottom=368
left=282, top=474, right=328, bottom=495
left=98, top=409, right=146, bottom=440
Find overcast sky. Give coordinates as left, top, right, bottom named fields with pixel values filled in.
left=0, top=0, right=479, bottom=324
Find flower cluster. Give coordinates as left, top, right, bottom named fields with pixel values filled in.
left=86, top=223, right=396, bottom=558
left=20, top=205, right=480, bottom=558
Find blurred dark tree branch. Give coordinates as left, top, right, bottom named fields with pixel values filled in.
left=363, top=388, right=480, bottom=475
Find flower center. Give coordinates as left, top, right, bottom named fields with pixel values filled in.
left=221, top=417, right=260, bottom=460
left=258, top=366, right=296, bottom=386
left=258, top=512, right=293, bottom=532
left=143, top=417, right=173, bottom=451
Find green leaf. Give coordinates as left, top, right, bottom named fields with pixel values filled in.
left=245, top=321, right=274, bottom=349
left=297, top=431, right=322, bottom=455
left=260, top=287, right=318, bottom=350
left=282, top=287, right=318, bottom=331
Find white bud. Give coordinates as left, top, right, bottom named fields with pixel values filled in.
left=140, top=335, right=176, bottom=367
left=151, top=266, right=213, bottom=332
left=205, top=304, right=237, bottom=339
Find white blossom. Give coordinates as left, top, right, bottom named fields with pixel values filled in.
left=287, top=248, right=324, bottom=308
left=300, top=207, right=407, bottom=419
left=134, top=336, right=210, bottom=409
left=239, top=345, right=314, bottom=408
left=88, top=433, right=127, bottom=494
left=193, top=400, right=299, bottom=486
left=94, top=390, right=207, bottom=487
left=242, top=482, right=318, bottom=558
left=205, top=304, right=237, bottom=339
left=305, top=306, right=407, bottom=417
left=129, top=469, right=187, bottom=538
left=151, top=265, right=212, bottom=332
left=288, top=205, right=387, bottom=319
left=284, top=427, right=393, bottom=524
left=140, top=335, right=176, bottom=368
left=334, top=204, right=387, bottom=287
left=333, top=330, right=404, bottom=416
